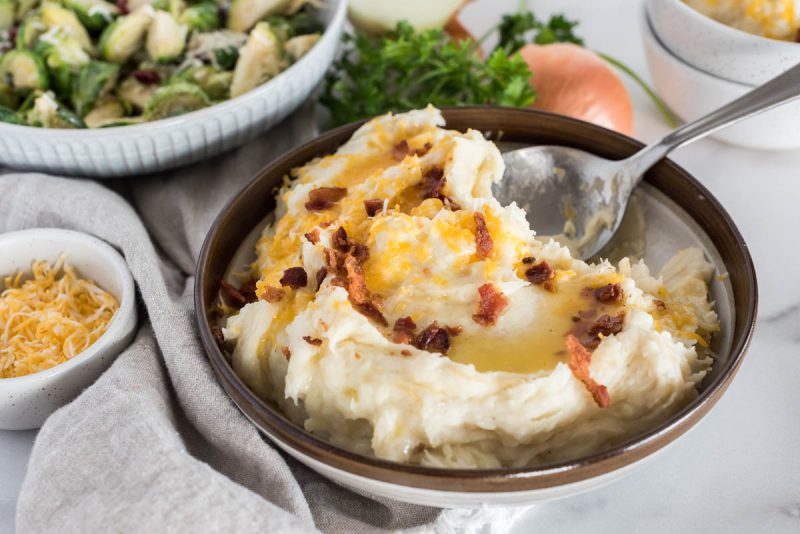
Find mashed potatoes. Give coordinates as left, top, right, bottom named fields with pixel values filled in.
left=685, top=0, right=800, bottom=40
left=223, top=107, right=719, bottom=468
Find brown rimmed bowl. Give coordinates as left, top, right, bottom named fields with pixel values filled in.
left=195, top=107, right=757, bottom=507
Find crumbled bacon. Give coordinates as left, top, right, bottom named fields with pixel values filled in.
left=443, top=197, right=461, bottom=211
left=261, top=285, right=286, bottom=303
left=472, top=283, right=508, bottom=327
left=583, top=313, right=626, bottom=349
left=304, top=229, right=320, bottom=244
left=392, top=316, right=417, bottom=344
left=315, top=267, right=327, bottom=291
left=565, top=334, right=610, bottom=408
left=305, top=187, right=347, bottom=211
left=303, top=336, right=323, bottom=346
left=324, top=248, right=341, bottom=273
left=653, top=299, right=666, bottom=310
left=220, top=280, right=248, bottom=308
left=392, top=140, right=410, bottom=161
left=279, top=267, right=308, bottom=289
left=415, top=322, right=453, bottom=353
left=344, top=255, right=369, bottom=304
left=521, top=256, right=536, bottom=264
left=401, top=349, right=412, bottom=356
left=414, top=142, right=433, bottom=157
left=473, top=212, right=494, bottom=260
left=525, top=261, right=555, bottom=285
left=352, top=243, right=369, bottom=263
left=332, top=226, right=351, bottom=252
left=594, top=283, right=623, bottom=304
left=364, top=198, right=385, bottom=217
left=116, top=0, right=129, bottom=14
left=211, top=325, right=225, bottom=346
left=281, top=347, right=291, bottom=360
left=420, top=167, right=446, bottom=199
left=354, top=301, right=388, bottom=326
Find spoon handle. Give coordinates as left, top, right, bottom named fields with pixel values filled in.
left=624, top=61, right=800, bottom=180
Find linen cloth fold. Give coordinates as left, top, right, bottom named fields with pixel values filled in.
left=1, top=105, right=525, bottom=533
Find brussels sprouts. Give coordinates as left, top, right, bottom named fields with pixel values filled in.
left=0, top=82, right=18, bottom=107
left=99, top=6, right=153, bottom=63
left=213, top=46, right=238, bottom=70
left=34, top=28, right=91, bottom=96
left=230, top=22, right=285, bottom=98
left=178, top=2, right=218, bottom=33
left=172, top=64, right=230, bottom=100
left=116, top=74, right=157, bottom=109
left=0, top=49, right=49, bottom=90
left=26, top=90, right=86, bottom=127
left=143, top=81, right=208, bottom=119
left=63, top=0, right=121, bottom=33
left=40, top=3, right=93, bottom=51
left=71, top=60, right=118, bottom=115
left=145, top=10, right=186, bottom=63
left=0, top=104, right=24, bottom=123
left=284, top=32, right=317, bottom=61
left=262, top=15, right=292, bottom=42
left=16, top=0, right=39, bottom=22
left=0, top=0, right=15, bottom=31
left=287, top=8, right=322, bottom=36
left=16, top=10, right=46, bottom=49
left=83, top=93, right=124, bottom=127
left=227, top=0, right=289, bottom=33
left=185, top=29, right=245, bottom=70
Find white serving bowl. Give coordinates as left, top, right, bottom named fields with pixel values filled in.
left=642, top=7, right=800, bottom=150
left=0, top=228, right=137, bottom=430
left=646, top=0, right=800, bottom=85
left=0, top=0, right=347, bottom=178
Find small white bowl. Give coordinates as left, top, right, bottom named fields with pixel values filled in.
left=646, top=0, right=800, bottom=85
left=642, top=7, right=800, bottom=150
left=0, top=229, right=137, bottom=430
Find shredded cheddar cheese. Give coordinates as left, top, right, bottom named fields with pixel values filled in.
left=0, top=257, right=119, bottom=378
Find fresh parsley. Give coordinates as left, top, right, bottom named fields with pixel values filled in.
left=494, top=12, right=583, bottom=55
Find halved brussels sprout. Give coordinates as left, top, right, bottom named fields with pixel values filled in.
left=0, top=82, right=18, bottom=108
left=142, top=81, right=208, bottom=119
left=185, top=29, right=245, bottom=70
left=27, top=90, right=86, bottom=127
left=229, top=22, right=285, bottom=98
left=16, top=0, right=39, bottom=22
left=40, top=3, right=93, bottom=51
left=284, top=32, right=318, bottom=61
left=145, top=10, right=187, bottom=63
left=0, top=49, right=49, bottom=90
left=286, top=7, right=322, bottom=35
left=83, top=93, right=124, bottom=127
left=172, top=64, right=231, bottom=100
left=227, top=0, right=289, bottom=33
left=35, top=28, right=91, bottom=96
left=262, top=15, right=292, bottom=42
left=0, top=0, right=15, bottom=31
left=0, top=104, right=24, bottom=123
left=178, top=1, right=218, bottom=32
left=16, top=10, right=46, bottom=49
left=116, top=74, right=157, bottom=109
left=100, top=6, right=154, bottom=63
left=71, top=60, right=118, bottom=115
left=63, top=0, right=120, bottom=33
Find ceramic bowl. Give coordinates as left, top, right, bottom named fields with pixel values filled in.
left=0, top=228, right=137, bottom=430
left=646, top=0, right=800, bottom=85
left=0, top=0, right=346, bottom=178
left=195, top=107, right=757, bottom=507
left=642, top=7, right=800, bottom=150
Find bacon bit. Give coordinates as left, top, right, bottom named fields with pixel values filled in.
left=364, top=198, right=385, bottom=217
left=443, top=196, right=461, bottom=211
left=521, top=256, right=536, bottom=264
left=211, top=325, right=225, bottom=346
left=401, top=349, right=412, bottom=356
left=261, top=285, right=286, bottom=303
left=332, top=226, right=351, bottom=252
left=239, top=278, right=258, bottom=301
left=472, top=283, right=509, bottom=327
left=315, top=267, right=327, bottom=291
left=392, top=316, right=417, bottom=344
left=354, top=301, right=389, bottom=326
left=415, top=322, right=453, bottom=353
left=116, top=0, right=129, bottom=14
left=354, top=352, right=361, bottom=360
left=330, top=277, right=347, bottom=288
left=565, top=335, right=610, bottom=408
left=420, top=167, right=446, bottom=199
left=304, top=229, right=320, bottom=244
left=279, top=267, right=308, bottom=289
left=352, top=243, right=369, bottom=263
left=594, top=283, right=623, bottom=304
left=323, top=248, right=341, bottom=273
left=132, top=69, right=159, bottom=84
left=392, top=140, right=410, bottom=161
left=344, top=255, right=369, bottom=304
left=305, top=187, right=347, bottom=211
left=543, top=281, right=555, bottom=293
left=525, top=261, right=555, bottom=286
left=473, top=212, right=494, bottom=260
left=584, top=313, right=626, bottom=349
left=414, top=142, right=433, bottom=157
left=653, top=299, right=666, bottom=310
left=220, top=279, right=248, bottom=308
left=303, top=336, right=323, bottom=346
left=281, top=347, right=291, bottom=360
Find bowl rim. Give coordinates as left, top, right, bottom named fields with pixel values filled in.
left=0, top=227, right=137, bottom=386
left=649, top=0, right=800, bottom=50
left=0, top=0, right=347, bottom=137
left=195, top=106, right=758, bottom=492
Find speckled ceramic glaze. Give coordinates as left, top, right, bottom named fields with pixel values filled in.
left=642, top=8, right=800, bottom=150
left=646, top=0, right=800, bottom=85
left=0, top=0, right=347, bottom=178
left=0, top=229, right=137, bottom=430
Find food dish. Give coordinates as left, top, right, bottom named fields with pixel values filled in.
left=684, top=0, right=799, bottom=40
left=196, top=107, right=756, bottom=506
left=0, top=0, right=346, bottom=177
left=0, top=228, right=137, bottom=430
left=218, top=107, right=718, bottom=469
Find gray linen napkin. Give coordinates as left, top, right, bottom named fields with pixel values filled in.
left=1, top=105, right=525, bottom=533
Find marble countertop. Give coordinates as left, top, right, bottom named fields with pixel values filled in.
left=2, top=1, right=798, bottom=532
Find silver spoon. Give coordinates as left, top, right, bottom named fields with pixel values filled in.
left=495, top=61, right=800, bottom=260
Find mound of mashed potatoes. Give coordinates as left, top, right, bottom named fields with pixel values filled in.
left=685, top=0, right=800, bottom=40
left=222, top=107, right=719, bottom=468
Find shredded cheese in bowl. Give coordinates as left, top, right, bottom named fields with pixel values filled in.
left=0, top=257, right=119, bottom=379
